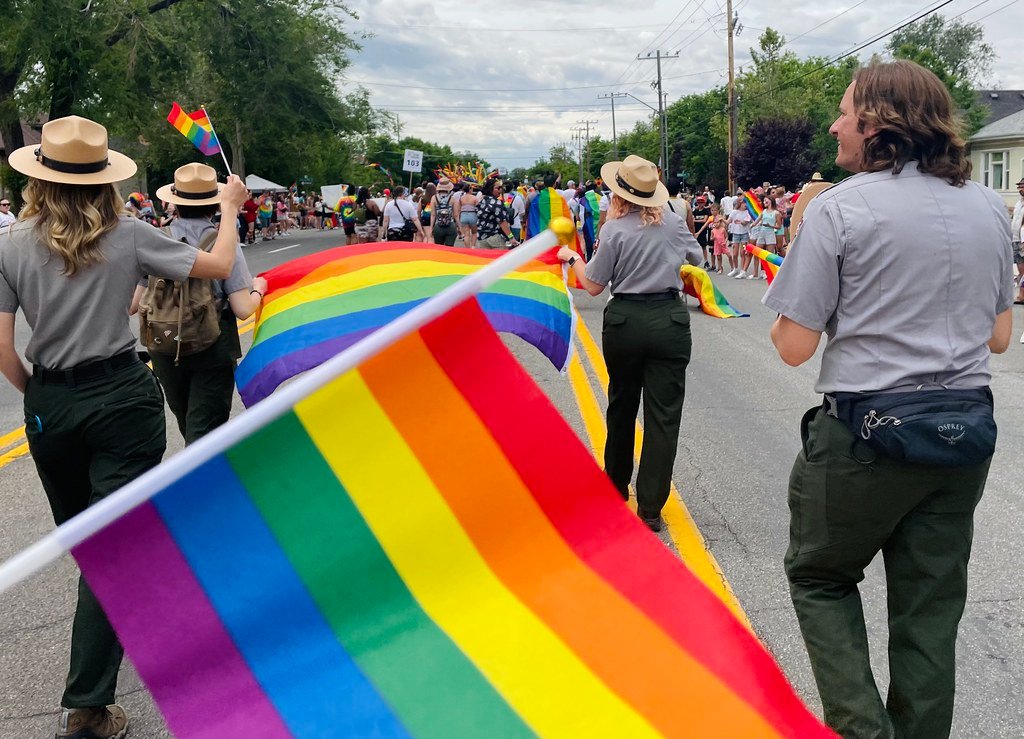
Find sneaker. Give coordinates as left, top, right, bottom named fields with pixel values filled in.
left=746, top=273, right=757, bottom=279
left=716, top=268, right=723, bottom=274
left=760, top=273, right=768, bottom=280
left=727, top=268, right=738, bottom=277
left=703, top=261, right=711, bottom=269
left=56, top=705, right=128, bottom=739
left=733, top=270, right=746, bottom=279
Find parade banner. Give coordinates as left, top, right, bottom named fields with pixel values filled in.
left=236, top=243, right=576, bottom=406
left=681, top=265, right=749, bottom=318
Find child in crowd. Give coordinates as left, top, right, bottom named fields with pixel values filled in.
left=711, top=214, right=729, bottom=274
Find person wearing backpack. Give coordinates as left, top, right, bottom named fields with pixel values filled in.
left=430, top=177, right=458, bottom=246
left=131, top=163, right=266, bottom=444
left=1, top=116, right=246, bottom=739
left=381, top=186, right=424, bottom=242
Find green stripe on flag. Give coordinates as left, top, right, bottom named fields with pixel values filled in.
left=227, top=412, right=533, bottom=738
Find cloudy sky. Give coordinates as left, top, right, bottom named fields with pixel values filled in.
left=341, top=0, right=1023, bottom=171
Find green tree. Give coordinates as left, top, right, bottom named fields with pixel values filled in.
left=886, top=14, right=994, bottom=84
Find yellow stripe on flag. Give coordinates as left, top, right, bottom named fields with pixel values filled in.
left=295, top=370, right=658, bottom=739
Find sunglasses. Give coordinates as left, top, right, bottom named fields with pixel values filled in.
left=0, top=203, right=9, bottom=207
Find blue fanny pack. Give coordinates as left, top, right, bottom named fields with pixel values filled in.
left=826, top=387, right=996, bottom=467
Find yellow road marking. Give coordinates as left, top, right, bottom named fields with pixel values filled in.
left=571, top=312, right=749, bottom=626
left=0, top=425, right=26, bottom=453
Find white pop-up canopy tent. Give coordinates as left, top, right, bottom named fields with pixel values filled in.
left=244, top=174, right=288, bottom=192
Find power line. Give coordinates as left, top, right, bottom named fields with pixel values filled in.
left=348, top=69, right=723, bottom=94
left=354, top=21, right=672, bottom=33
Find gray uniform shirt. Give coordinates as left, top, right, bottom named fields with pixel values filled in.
left=0, top=216, right=198, bottom=368
left=586, top=208, right=702, bottom=293
left=763, top=162, right=1013, bottom=393
left=169, top=218, right=252, bottom=303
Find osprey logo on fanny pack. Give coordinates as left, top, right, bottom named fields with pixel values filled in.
left=937, top=423, right=967, bottom=446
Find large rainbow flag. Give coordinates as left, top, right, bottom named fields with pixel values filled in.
left=582, top=189, right=601, bottom=243
left=527, top=188, right=581, bottom=249
left=71, top=300, right=828, bottom=737
left=681, top=265, right=749, bottom=318
left=745, top=245, right=784, bottom=285
left=166, top=102, right=221, bottom=156
left=235, top=243, right=575, bottom=406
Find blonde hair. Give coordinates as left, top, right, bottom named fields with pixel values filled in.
left=607, top=193, right=664, bottom=226
left=20, top=178, right=125, bottom=276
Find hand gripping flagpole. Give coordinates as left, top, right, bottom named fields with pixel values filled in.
left=200, top=104, right=234, bottom=177
left=0, top=218, right=576, bottom=594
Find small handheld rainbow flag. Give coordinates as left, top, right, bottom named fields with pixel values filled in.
left=681, top=265, right=749, bottom=318
left=744, top=190, right=763, bottom=220
left=236, top=243, right=575, bottom=406
left=368, top=162, right=395, bottom=185
left=745, top=245, right=784, bottom=285
left=166, top=102, right=221, bottom=156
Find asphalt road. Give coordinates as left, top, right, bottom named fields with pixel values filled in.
left=1, top=227, right=1022, bottom=737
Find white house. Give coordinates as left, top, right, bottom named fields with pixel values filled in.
left=969, top=109, right=1024, bottom=206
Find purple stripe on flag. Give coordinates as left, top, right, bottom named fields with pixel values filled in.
left=73, top=503, right=291, bottom=739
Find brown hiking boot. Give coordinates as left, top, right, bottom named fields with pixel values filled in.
left=55, top=704, right=128, bottom=739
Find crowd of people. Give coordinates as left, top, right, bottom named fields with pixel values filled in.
left=0, top=59, right=1018, bottom=739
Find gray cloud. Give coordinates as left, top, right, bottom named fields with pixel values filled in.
left=343, top=0, right=1024, bottom=169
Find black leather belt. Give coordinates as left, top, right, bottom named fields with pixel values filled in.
left=33, top=351, right=140, bottom=386
left=613, top=290, right=680, bottom=302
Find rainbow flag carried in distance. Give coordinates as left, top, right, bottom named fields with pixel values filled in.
left=745, top=244, right=784, bottom=285
left=73, top=301, right=829, bottom=738
left=166, top=102, right=221, bottom=156
left=744, top=190, right=763, bottom=220
left=368, top=162, right=395, bottom=184
left=681, top=265, right=749, bottom=318
left=583, top=190, right=601, bottom=243
left=235, top=243, right=575, bottom=406
left=527, top=188, right=583, bottom=285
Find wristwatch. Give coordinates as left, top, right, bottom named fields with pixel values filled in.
left=567, top=256, right=578, bottom=267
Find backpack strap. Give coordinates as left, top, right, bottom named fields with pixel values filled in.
left=195, top=228, right=220, bottom=253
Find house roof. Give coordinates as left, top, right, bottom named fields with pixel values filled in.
left=975, top=90, right=1024, bottom=125
left=971, top=108, right=1024, bottom=142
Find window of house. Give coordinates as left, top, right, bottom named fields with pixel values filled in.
left=983, top=151, right=1010, bottom=190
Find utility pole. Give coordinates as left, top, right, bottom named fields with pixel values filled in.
left=637, top=50, right=678, bottom=183
left=576, top=118, right=598, bottom=182
left=726, top=0, right=740, bottom=193
left=598, top=93, right=627, bottom=159
left=570, top=126, right=585, bottom=185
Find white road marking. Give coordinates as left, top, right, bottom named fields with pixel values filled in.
left=267, top=243, right=301, bottom=254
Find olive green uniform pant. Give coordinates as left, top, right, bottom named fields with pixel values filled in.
left=601, top=296, right=691, bottom=518
left=24, top=362, right=166, bottom=708
left=151, top=354, right=235, bottom=445
left=786, top=407, right=989, bottom=739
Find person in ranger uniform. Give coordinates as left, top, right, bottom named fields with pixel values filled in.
left=763, top=61, right=1013, bottom=739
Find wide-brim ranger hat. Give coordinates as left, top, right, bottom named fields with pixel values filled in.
left=155, top=163, right=224, bottom=206
left=436, top=177, right=454, bottom=192
left=600, top=155, right=668, bottom=207
left=8, top=115, right=137, bottom=185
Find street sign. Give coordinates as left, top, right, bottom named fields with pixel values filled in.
left=402, top=149, right=423, bottom=173
left=299, top=175, right=313, bottom=185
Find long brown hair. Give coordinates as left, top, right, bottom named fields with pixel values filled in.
left=20, top=178, right=125, bottom=275
left=853, top=60, right=970, bottom=186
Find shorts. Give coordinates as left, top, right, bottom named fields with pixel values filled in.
left=1014, top=242, right=1024, bottom=265
left=729, top=232, right=747, bottom=244
left=343, top=223, right=355, bottom=236
left=460, top=211, right=478, bottom=227
left=258, top=215, right=271, bottom=228
left=775, top=227, right=785, bottom=237
left=756, top=230, right=774, bottom=247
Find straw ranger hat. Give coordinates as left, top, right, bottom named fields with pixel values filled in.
left=8, top=115, right=137, bottom=185
left=600, top=155, right=668, bottom=207
left=436, top=177, right=454, bottom=192
left=156, top=163, right=224, bottom=207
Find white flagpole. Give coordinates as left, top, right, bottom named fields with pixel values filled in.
left=200, top=104, right=234, bottom=177
left=0, top=220, right=574, bottom=594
